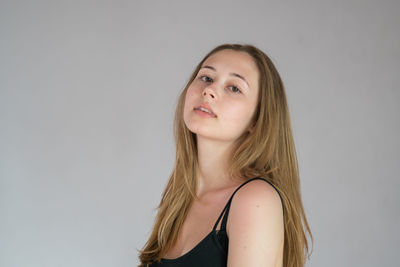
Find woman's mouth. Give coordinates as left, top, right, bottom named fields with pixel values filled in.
left=193, top=102, right=217, bottom=117
left=193, top=107, right=217, bottom=118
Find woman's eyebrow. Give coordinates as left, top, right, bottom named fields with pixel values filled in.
left=200, top=65, right=250, bottom=89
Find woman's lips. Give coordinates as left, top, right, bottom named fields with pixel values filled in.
left=194, top=102, right=217, bottom=117
left=194, top=108, right=217, bottom=118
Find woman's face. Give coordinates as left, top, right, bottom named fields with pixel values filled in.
left=183, top=49, right=259, bottom=143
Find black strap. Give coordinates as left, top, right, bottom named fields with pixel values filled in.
left=212, top=177, right=282, bottom=232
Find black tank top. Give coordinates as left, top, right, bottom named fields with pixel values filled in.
left=147, top=177, right=282, bottom=267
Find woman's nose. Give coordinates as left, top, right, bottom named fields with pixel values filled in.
left=202, top=85, right=216, bottom=99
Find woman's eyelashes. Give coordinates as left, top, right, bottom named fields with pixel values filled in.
left=198, top=75, right=242, bottom=94
left=200, top=75, right=212, bottom=83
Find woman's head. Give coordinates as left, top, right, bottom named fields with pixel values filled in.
left=175, top=43, right=287, bottom=181
left=183, top=48, right=260, bottom=145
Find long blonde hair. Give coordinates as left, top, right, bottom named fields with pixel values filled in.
left=137, top=43, right=313, bottom=267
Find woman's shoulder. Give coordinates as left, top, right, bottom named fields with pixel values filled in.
left=225, top=179, right=285, bottom=264
left=232, top=178, right=282, bottom=207
left=227, top=178, right=284, bottom=234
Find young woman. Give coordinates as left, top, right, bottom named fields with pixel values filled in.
left=137, top=43, right=313, bottom=267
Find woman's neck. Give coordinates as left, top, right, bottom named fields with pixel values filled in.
left=195, top=136, right=241, bottom=197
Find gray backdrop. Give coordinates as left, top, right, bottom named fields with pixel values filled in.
left=1, top=0, right=399, bottom=266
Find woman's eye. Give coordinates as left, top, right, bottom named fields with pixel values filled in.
left=199, top=75, right=241, bottom=94
left=229, top=85, right=242, bottom=94
left=200, top=75, right=212, bottom=83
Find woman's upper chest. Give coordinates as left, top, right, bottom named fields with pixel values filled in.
left=163, top=188, right=234, bottom=259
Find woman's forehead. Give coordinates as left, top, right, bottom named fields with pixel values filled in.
left=201, top=49, right=259, bottom=87
left=204, top=50, right=257, bottom=72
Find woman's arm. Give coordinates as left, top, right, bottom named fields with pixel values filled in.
left=227, top=180, right=284, bottom=267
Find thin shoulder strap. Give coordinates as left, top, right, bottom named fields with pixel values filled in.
left=212, top=177, right=282, bottom=232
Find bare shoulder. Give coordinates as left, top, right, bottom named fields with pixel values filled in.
left=228, top=179, right=283, bottom=224
left=226, top=179, right=284, bottom=266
